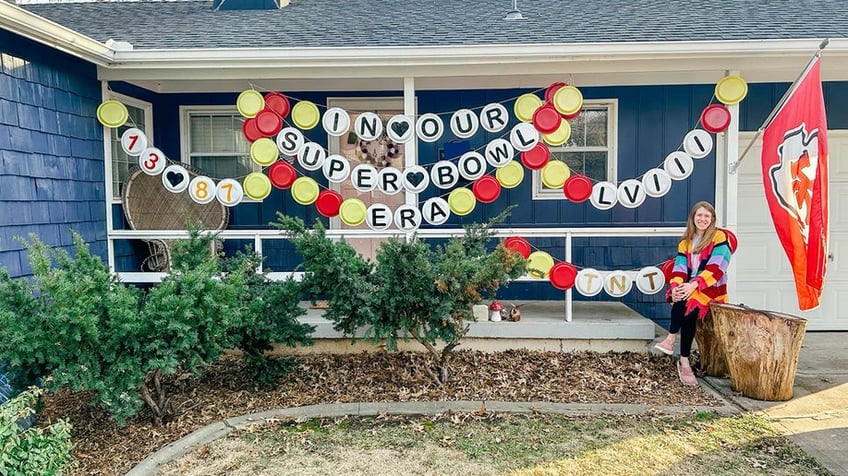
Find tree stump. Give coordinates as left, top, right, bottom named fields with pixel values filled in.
left=695, top=311, right=730, bottom=378
left=710, top=302, right=807, bottom=401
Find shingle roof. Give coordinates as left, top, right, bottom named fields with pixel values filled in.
left=21, top=0, right=848, bottom=50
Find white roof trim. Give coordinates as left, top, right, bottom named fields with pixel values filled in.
left=0, top=1, right=114, bottom=65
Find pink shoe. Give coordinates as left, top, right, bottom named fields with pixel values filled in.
left=654, top=339, right=674, bottom=356
left=677, top=361, right=698, bottom=386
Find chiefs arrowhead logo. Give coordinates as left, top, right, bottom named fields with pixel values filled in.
left=768, top=123, right=820, bottom=244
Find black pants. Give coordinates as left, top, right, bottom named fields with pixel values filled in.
left=669, top=301, right=699, bottom=358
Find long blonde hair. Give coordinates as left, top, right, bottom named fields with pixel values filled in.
left=681, top=201, right=718, bottom=253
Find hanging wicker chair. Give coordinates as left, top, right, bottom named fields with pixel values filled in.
left=122, top=166, right=229, bottom=271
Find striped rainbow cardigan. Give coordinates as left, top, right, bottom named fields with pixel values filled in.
left=665, top=229, right=733, bottom=319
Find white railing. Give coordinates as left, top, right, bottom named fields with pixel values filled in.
left=108, top=226, right=684, bottom=322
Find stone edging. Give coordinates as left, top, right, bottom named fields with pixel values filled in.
left=128, top=394, right=739, bottom=475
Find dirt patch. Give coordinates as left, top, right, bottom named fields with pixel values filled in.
left=38, top=349, right=721, bottom=475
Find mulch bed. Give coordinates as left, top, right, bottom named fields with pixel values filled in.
left=38, top=349, right=721, bottom=475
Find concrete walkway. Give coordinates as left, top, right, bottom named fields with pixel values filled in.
left=128, top=332, right=847, bottom=476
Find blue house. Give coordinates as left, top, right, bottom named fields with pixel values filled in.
left=1, top=0, right=847, bottom=340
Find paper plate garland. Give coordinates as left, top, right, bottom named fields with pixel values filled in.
left=236, top=89, right=264, bottom=118
left=268, top=161, right=297, bottom=189
left=715, top=75, right=748, bottom=105
left=563, top=174, right=593, bottom=202
left=540, top=160, right=570, bottom=189
left=263, top=92, right=290, bottom=118
left=448, top=187, right=476, bottom=216
left=96, top=100, right=128, bottom=128
left=250, top=137, right=279, bottom=166
left=549, top=262, right=578, bottom=290
left=496, top=160, right=525, bottom=188
left=339, top=198, right=367, bottom=226
left=513, top=93, right=543, bottom=123
left=521, top=142, right=550, bottom=170
left=527, top=251, right=554, bottom=278
left=504, top=237, right=531, bottom=258
left=700, top=104, right=731, bottom=133
left=242, top=117, right=264, bottom=142
left=291, top=176, right=319, bottom=205
left=552, top=86, right=583, bottom=116
left=472, top=175, right=501, bottom=203
left=291, top=100, right=320, bottom=130
left=255, top=109, right=283, bottom=136
left=243, top=172, right=272, bottom=200
left=315, top=189, right=343, bottom=217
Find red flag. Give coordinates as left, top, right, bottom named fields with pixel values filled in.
left=761, top=57, right=829, bottom=311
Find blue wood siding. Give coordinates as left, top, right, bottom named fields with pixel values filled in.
left=0, top=31, right=105, bottom=278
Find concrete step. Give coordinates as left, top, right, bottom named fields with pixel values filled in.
left=293, top=300, right=656, bottom=354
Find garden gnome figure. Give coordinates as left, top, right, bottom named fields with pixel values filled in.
left=489, top=301, right=504, bottom=321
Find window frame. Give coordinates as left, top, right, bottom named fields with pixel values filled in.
left=109, top=92, right=153, bottom=203
left=179, top=105, right=258, bottom=201
left=532, top=98, right=618, bottom=200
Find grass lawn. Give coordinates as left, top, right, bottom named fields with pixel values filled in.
left=158, top=411, right=831, bottom=476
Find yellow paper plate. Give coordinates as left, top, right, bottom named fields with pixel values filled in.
left=291, top=101, right=320, bottom=130
left=339, top=198, right=367, bottom=226
left=448, top=187, right=476, bottom=216
left=540, top=160, right=571, bottom=189
left=552, top=86, right=583, bottom=115
left=243, top=172, right=272, bottom=200
left=249, top=138, right=279, bottom=166
left=237, top=89, right=265, bottom=118
left=291, top=176, right=319, bottom=205
left=715, top=75, right=748, bottom=105
left=542, top=120, right=572, bottom=146
left=96, top=100, right=128, bottom=128
left=513, top=93, right=543, bottom=123
left=496, top=160, right=525, bottom=188
left=527, top=251, right=555, bottom=278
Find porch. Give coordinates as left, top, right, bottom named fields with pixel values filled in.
left=292, top=300, right=658, bottom=354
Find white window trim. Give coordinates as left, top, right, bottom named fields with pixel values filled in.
left=532, top=98, right=618, bottom=200
left=179, top=105, right=259, bottom=202
left=109, top=92, right=153, bottom=203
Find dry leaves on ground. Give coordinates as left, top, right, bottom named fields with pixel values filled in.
left=38, top=349, right=720, bottom=476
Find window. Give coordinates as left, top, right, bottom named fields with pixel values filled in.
left=180, top=106, right=254, bottom=182
left=533, top=99, right=618, bottom=199
left=109, top=94, right=152, bottom=201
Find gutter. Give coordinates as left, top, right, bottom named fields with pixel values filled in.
left=0, top=1, right=114, bottom=66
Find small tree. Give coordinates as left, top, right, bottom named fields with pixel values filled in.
left=0, top=387, right=73, bottom=476
left=223, top=250, right=315, bottom=387
left=274, top=212, right=526, bottom=384
left=0, top=232, right=147, bottom=425
left=136, top=231, right=252, bottom=424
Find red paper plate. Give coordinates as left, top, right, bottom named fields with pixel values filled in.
left=316, top=189, right=343, bottom=217
left=504, top=237, right=531, bottom=258
left=700, top=104, right=731, bottom=133
left=562, top=109, right=581, bottom=120
left=549, top=262, right=578, bottom=290
left=268, top=161, right=297, bottom=189
left=521, top=142, right=550, bottom=170
left=242, top=117, right=263, bottom=143
left=532, top=103, right=562, bottom=134
left=264, top=92, right=290, bottom=118
left=472, top=175, right=502, bottom=203
left=661, top=258, right=675, bottom=284
left=255, top=108, right=283, bottom=136
left=544, top=82, right=566, bottom=103
left=563, top=174, right=592, bottom=202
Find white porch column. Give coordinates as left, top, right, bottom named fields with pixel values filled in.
left=716, top=70, right=740, bottom=297
left=403, top=77, right=417, bottom=209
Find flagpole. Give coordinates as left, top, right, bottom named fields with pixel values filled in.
left=729, top=38, right=829, bottom=174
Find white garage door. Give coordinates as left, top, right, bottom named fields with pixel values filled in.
left=734, top=131, right=848, bottom=330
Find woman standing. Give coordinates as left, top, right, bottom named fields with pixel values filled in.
left=654, top=201, right=733, bottom=386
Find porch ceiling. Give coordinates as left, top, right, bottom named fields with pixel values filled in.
left=101, top=39, right=848, bottom=93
